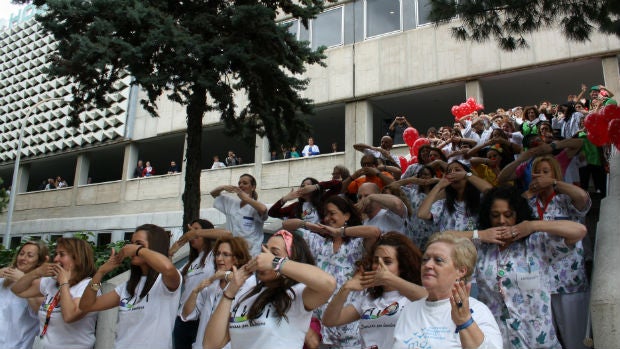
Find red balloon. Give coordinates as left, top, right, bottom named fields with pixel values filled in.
left=584, top=112, right=609, bottom=146
left=412, top=138, right=430, bottom=157
left=451, top=105, right=459, bottom=118
left=399, top=156, right=409, bottom=173
left=403, top=127, right=419, bottom=147
left=408, top=156, right=418, bottom=167
left=601, top=104, right=620, bottom=120
left=609, top=119, right=620, bottom=150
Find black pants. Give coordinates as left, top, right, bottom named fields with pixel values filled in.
left=173, top=316, right=199, bottom=349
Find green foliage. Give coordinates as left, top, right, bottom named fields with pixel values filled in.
left=0, top=177, right=9, bottom=212
left=0, top=233, right=130, bottom=282
left=428, top=0, right=620, bottom=50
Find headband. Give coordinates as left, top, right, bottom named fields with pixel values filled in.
left=273, top=230, right=293, bottom=257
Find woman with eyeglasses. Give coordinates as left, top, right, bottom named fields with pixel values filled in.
left=78, top=224, right=182, bottom=348
left=282, top=195, right=381, bottom=348
left=453, top=186, right=587, bottom=348
left=1, top=240, right=49, bottom=349
left=322, top=232, right=427, bottom=349
left=390, top=232, right=502, bottom=348
left=11, top=238, right=98, bottom=349
left=203, top=230, right=336, bottom=349
left=182, top=237, right=254, bottom=349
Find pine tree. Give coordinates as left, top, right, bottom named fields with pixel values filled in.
left=16, top=0, right=330, bottom=231
left=428, top=0, right=620, bottom=50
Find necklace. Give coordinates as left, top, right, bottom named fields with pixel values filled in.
left=495, top=246, right=512, bottom=297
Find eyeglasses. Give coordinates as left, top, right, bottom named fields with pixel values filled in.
left=215, top=252, right=233, bottom=258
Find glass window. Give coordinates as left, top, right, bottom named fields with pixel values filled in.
left=281, top=19, right=300, bottom=40
left=365, top=0, right=401, bottom=38
left=417, top=0, right=432, bottom=26
left=311, top=6, right=344, bottom=50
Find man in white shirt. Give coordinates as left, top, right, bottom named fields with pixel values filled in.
left=211, top=155, right=226, bottom=169
left=356, top=183, right=407, bottom=235
left=353, top=135, right=400, bottom=169
left=301, top=137, right=320, bottom=157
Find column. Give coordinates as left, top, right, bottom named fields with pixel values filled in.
left=16, top=164, right=29, bottom=193
left=602, top=55, right=620, bottom=97
left=122, top=143, right=139, bottom=180
left=465, top=79, right=484, bottom=106
left=345, top=100, right=373, bottom=171
left=74, top=153, right=90, bottom=186
left=253, top=135, right=269, bottom=188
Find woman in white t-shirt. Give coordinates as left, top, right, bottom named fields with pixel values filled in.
left=181, top=236, right=253, bottom=349
left=210, top=174, right=268, bottom=256
left=322, top=232, right=428, bottom=349
left=390, top=232, right=502, bottom=349
left=12, top=238, right=98, bottom=349
left=204, top=230, right=336, bottom=349
left=170, top=218, right=218, bottom=349
left=0, top=240, right=49, bottom=349
left=78, top=224, right=182, bottom=349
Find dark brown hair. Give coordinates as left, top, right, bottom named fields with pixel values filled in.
left=181, top=219, right=215, bottom=278
left=126, top=224, right=170, bottom=298
left=212, top=236, right=252, bottom=269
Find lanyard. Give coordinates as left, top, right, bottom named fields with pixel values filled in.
left=536, top=191, right=556, bottom=220
left=40, top=288, right=63, bottom=338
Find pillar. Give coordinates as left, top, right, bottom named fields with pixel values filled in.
left=345, top=100, right=373, bottom=171
left=601, top=55, right=620, bottom=98
left=465, top=79, right=484, bottom=107
left=74, top=153, right=90, bottom=186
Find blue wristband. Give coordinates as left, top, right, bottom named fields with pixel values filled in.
left=455, top=317, right=474, bottom=333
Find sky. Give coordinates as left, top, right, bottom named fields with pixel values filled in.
left=0, top=0, right=27, bottom=29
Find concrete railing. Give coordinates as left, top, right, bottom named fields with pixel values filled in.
left=590, top=148, right=620, bottom=347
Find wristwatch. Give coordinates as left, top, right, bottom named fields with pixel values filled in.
left=90, top=281, right=102, bottom=292
left=272, top=257, right=284, bottom=270
left=465, top=172, right=473, bottom=178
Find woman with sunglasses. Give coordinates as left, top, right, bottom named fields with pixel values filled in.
left=322, top=232, right=427, bottom=349
left=78, top=224, right=182, bottom=348
left=12, top=238, right=98, bottom=349
left=1, top=240, right=49, bottom=349
left=182, top=237, right=254, bottom=349
left=203, top=230, right=336, bottom=349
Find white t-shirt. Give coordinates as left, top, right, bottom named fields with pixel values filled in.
left=178, top=251, right=215, bottom=316
left=350, top=290, right=411, bottom=349
left=228, top=283, right=312, bottom=349
left=38, top=277, right=97, bottom=349
left=184, top=275, right=257, bottom=349
left=365, top=208, right=407, bottom=235
left=391, top=297, right=502, bottom=349
left=301, top=144, right=320, bottom=157
left=114, top=271, right=182, bottom=349
left=214, top=195, right=267, bottom=256
left=0, top=279, right=39, bottom=349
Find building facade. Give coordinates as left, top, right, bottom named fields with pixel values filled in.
left=1, top=0, right=619, bottom=247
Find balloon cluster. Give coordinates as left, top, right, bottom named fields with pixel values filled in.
left=451, top=98, right=484, bottom=120
left=584, top=105, right=620, bottom=149
left=398, top=127, right=431, bottom=172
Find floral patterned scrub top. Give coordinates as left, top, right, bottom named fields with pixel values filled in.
left=301, top=229, right=365, bottom=349
left=430, top=199, right=478, bottom=231
left=528, top=192, right=591, bottom=294
left=475, top=232, right=574, bottom=348
left=402, top=185, right=437, bottom=250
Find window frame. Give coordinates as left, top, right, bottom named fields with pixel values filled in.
left=415, top=0, right=433, bottom=27
left=309, top=5, right=345, bottom=50
left=363, top=0, right=403, bottom=40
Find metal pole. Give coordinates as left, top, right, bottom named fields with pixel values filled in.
left=3, top=97, right=68, bottom=249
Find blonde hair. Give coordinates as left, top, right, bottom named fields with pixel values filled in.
left=426, top=232, right=477, bottom=282
left=532, top=155, right=563, bottom=181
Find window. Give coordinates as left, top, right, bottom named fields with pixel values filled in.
left=365, top=0, right=402, bottom=38
left=97, top=233, right=112, bottom=247
left=311, top=6, right=344, bottom=50
left=281, top=19, right=300, bottom=40
left=417, top=0, right=432, bottom=26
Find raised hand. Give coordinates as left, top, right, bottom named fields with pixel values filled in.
left=450, top=280, right=471, bottom=326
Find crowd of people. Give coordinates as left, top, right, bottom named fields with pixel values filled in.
left=0, top=83, right=613, bottom=349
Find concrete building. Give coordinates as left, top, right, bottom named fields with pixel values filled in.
left=1, top=1, right=619, bottom=249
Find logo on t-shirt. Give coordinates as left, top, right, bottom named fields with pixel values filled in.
left=361, top=301, right=399, bottom=319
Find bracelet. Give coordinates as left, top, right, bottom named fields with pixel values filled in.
left=472, top=229, right=479, bottom=241
left=222, top=292, right=235, bottom=301
left=58, top=282, right=70, bottom=289
left=553, top=180, right=558, bottom=190
left=135, top=246, right=144, bottom=257
left=340, top=226, right=346, bottom=238
left=455, top=317, right=475, bottom=333
left=272, top=257, right=289, bottom=272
